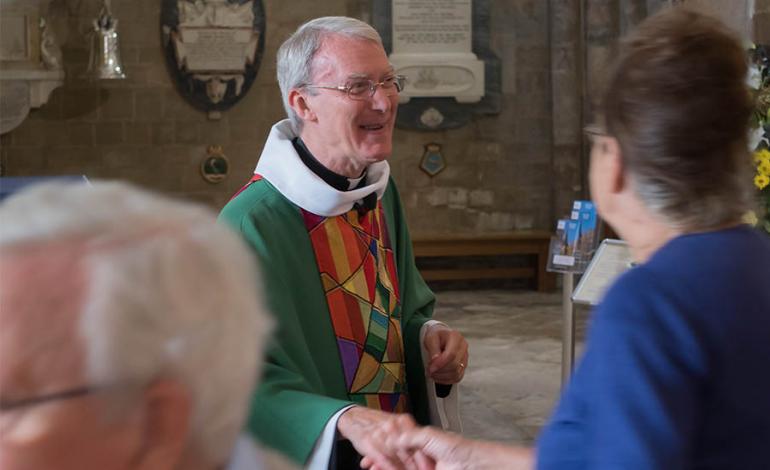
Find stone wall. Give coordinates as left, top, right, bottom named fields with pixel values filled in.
left=3, top=0, right=559, bottom=234
left=0, top=0, right=363, bottom=208
left=391, top=0, right=556, bottom=234
left=5, top=0, right=749, bottom=236
left=757, top=0, right=770, bottom=44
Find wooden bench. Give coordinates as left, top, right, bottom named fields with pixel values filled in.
left=411, top=231, right=556, bottom=292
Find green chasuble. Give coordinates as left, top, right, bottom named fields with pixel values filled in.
left=219, top=176, right=435, bottom=465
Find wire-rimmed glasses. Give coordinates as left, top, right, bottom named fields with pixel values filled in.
left=303, top=75, right=407, bottom=101
left=583, top=124, right=609, bottom=145
left=0, top=385, right=104, bottom=412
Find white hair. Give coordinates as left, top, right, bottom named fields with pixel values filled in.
left=0, top=180, right=271, bottom=465
left=276, top=16, right=384, bottom=130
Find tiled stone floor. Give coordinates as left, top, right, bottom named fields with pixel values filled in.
left=432, top=290, right=590, bottom=446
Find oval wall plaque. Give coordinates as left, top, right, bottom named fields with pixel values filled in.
left=160, top=0, right=265, bottom=114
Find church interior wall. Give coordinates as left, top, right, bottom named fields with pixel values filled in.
left=1, top=0, right=760, bottom=235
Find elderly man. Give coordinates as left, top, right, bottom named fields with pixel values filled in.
left=0, top=181, right=291, bottom=470
left=219, top=16, right=469, bottom=470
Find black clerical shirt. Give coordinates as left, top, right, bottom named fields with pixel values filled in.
left=291, top=138, right=378, bottom=214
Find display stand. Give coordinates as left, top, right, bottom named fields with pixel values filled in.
left=572, top=239, right=632, bottom=306
left=560, top=272, right=575, bottom=387
left=546, top=201, right=601, bottom=389
left=557, top=239, right=633, bottom=387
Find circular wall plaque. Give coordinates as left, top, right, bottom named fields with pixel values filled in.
left=161, top=0, right=265, bottom=113
left=201, top=145, right=229, bottom=183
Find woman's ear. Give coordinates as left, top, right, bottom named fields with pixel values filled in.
left=603, top=136, right=626, bottom=194
left=288, top=89, right=317, bottom=122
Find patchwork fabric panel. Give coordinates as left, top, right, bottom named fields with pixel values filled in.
left=302, top=204, right=408, bottom=413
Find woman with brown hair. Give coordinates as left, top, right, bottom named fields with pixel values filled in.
left=366, top=7, right=770, bottom=470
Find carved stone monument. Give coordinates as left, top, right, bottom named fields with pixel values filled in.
left=373, top=0, right=500, bottom=131
left=161, top=0, right=265, bottom=118
left=389, top=0, right=484, bottom=104
left=0, top=0, right=65, bottom=135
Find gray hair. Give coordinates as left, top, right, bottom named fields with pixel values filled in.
left=0, top=181, right=271, bottom=465
left=601, top=7, right=753, bottom=231
left=276, top=16, right=384, bottom=130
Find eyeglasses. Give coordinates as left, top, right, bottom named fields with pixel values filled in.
left=583, top=124, right=609, bottom=144
left=583, top=124, right=607, bottom=138
left=303, top=75, right=407, bottom=101
left=0, top=385, right=101, bottom=412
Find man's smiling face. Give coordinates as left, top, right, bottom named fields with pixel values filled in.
left=298, top=34, right=399, bottom=176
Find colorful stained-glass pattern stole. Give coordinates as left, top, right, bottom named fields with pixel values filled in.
left=302, top=203, right=409, bottom=413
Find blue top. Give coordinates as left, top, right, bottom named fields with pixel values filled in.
left=0, top=176, right=89, bottom=202
left=537, top=225, right=770, bottom=469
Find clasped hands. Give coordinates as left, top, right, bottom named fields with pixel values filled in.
left=349, top=413, right=521, bottom=470
left=337, top=325, right=469, bottom=469
left=358, top=418, right=534, bottom=470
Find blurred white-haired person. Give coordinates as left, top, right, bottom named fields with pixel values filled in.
left=0, top=181, right=293, bottom=470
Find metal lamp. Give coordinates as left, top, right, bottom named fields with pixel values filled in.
left=84, top=0, right=126, bottom=79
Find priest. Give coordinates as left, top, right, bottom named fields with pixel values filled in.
left=219, top=16, right=469, bottom=470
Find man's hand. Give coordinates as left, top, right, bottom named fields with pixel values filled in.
left=338, top=406, right=428, bottom=470
left=382, top=425, right=535, bottom=470
left=423, top=325, right=469, bottom=384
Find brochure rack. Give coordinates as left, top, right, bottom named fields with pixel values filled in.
left=546, top=201, right=601, bottom=387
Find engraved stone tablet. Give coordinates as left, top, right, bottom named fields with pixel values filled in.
left=393, top=0, right=472, bottom=54
left=389, top=0, right=484, bottom=103
left=161, top=0, right=265, bottom=115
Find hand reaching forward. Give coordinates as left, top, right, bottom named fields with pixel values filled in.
left=423, top=325, right=469, bottom=384
left=382, top=425, right=535, bottom=470
left=338, top=406, right=432, bottom=470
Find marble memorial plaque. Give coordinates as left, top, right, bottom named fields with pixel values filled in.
left=161, top=0, right=265, bottom=115
left=392, top=0, right=472, bottom=54
left=372, top=0, right=501, bottom=130
left=389, top=0, right=484, bottom=103
left=176, top=28, right=259, bottom=71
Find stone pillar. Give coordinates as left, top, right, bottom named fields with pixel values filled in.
left=679, top=0, right=755, bottom=40
left=550, top=0, right=584, bottom=219
left=620, top=0, right=648, bottom=34
left=755, top=0, right=770, bottom=44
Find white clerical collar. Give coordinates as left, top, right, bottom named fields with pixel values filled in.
left=348, top=172, right=366, bottom=190
left=255, top=120, right=389, bottom=217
